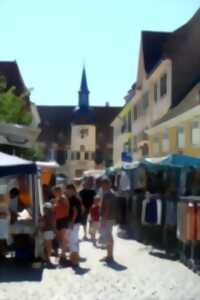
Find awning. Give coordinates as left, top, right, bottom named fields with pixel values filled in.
left=0, top=152, right=37, bottom=177
left=36, top=161, right=59, bottom=169
left=83, top=169, right=105, bottom=179
left=145, top=154, right=200, bottom=168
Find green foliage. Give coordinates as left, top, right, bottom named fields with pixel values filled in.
left=0, top=86, right=32, bottom=125
left=0, top=78, right=42, bottom=160
left=0, top=144, right=43, bottom=161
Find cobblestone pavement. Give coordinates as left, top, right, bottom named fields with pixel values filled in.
left=0, top=229, right=200, bottom=300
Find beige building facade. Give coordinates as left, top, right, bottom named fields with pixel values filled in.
left=112, top=9, right=200, bottom=164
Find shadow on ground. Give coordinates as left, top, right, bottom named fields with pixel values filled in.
left=149, top=250, right=178, bottom=261
left=104, top=260, right=127, bottom=271
left=57, top=259, right=90, bottom=275
left=0, top=259, right=43, bottom=283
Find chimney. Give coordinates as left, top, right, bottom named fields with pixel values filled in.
left=105, top=101, right=110, bottom=107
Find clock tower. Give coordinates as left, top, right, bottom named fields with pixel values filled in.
left=69, top=67, right=96, bottom=178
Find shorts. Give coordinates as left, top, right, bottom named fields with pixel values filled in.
left=69, top=224, right=80, bottom=253
left=56, top=217, right=69, bottom=230
left=99, top=220, right=114, bottom=246
left=89, top=221, right=100, bottom=235
left=0, top=219, right=9, bottom=240
left=43, top=231, right=54, bottom=241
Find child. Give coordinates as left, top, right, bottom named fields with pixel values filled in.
left=89, top=195, right=101, bottom=245
left=40, top=202, right=56, bottom=266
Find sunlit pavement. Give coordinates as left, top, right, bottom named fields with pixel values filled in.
left=0, top=228, right=200, bottom=300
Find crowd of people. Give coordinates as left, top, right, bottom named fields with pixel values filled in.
left=40, top=177, right=117, bottom=268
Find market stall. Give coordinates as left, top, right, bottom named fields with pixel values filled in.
left=0, top=152, right=42, bottom=260
left=107, top=154, right=200, bottom=266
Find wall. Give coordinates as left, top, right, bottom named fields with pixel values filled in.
left=133, top=60, right=172, bottom=136
left=149, top=121, right=200, bottom=158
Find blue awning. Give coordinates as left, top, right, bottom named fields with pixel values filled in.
left=154, top=154, right=200, bottom=168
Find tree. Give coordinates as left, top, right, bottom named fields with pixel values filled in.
left=0, top=78, right=42, bottom=160
left=0, top=83, right=32, bottom=126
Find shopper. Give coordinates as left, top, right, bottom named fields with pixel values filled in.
left=40, top=202, right=56, bottom=266
left=52, top=186, right=69, bottom=263
left=99, top=177, right=116, bottom=262
left=89, top=195, right=101, bottom=245
left=79, top=178, right=96, bottom=239
left=66, top=184, right=82, bottom=267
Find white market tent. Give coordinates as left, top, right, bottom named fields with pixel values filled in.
left=0, top=152, right=37, bottom=177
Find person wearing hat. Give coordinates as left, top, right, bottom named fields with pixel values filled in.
left=40, top=202, right=56, bottom=266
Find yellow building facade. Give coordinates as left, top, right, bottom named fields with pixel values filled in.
left=147, top=83, right=200, bottom=158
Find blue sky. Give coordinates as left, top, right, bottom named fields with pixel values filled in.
left=0, top=0, right=199, bottom=107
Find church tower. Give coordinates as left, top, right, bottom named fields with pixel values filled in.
left=79, top=66, right=89, bottom=107
left=69, top=67, right=96, bottom=178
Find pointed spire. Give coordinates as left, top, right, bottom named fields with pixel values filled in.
left=79, top=66, right=89, bottom=107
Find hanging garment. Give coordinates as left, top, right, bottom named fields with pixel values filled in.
left=119, top=170, right=131, bottom=191
left=185, top=168, right=195, bottom=195
left=145, top=199, right=157, bottom=224
left=141, top=194, right=162, bottom=225
left=142, top=197, right=149, bottom=225
left=165, top=200, right=177, bottom=226
left=114, top=173, right=121, bottom=192
left=127, top=169, right=136, bottom=191
left=177, top=202, right=184, bottom=241
left=178, top=168, right=188, bottom=196
left=134, top=167, right=147, bottom=190
left=196, top=203, right=200, bottom=241
left=185, top=202, right=196, bottom=241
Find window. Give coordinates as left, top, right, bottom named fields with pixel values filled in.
left=153, top=138, right=160, bottom=155
left=191, top=121, right=200, bottom=146
left=154, top=83, right=158, bottom=102
left=76, top=151, right=80, bottom=160
left=133, top=106, right=137, bottom=120
left=177, top=127, right=185, bottom=149
left=80, top=145, right=85, bottom=151
left=162, top=131, right=170, bottom=152
left=71, top=151, right=75, bottom=160
left=80, top=128, right=89, bottom=139
left=123, top=140, right=131, bottom=152
left=143, top=92, right=149, bottom=111
left=128, top=111, right=132, bottom=132
left=85, top=152, right=89, bottom=160
left=121, top=118, right=127, bottom=133
left=160, top=73, right=167, bottom=97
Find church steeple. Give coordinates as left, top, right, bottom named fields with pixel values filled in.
left=79, top=66, right=89, bottom=107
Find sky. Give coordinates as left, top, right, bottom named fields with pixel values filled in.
left=0, top=0, right=199, bottom=107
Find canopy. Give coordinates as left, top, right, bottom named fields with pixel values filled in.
left=36, top=161, right=59, bottom=169
left=83, top=169, right=105, bottom=179
left=145, top=154, right=200, bottom=168
left=0, top=152, right=37, bottom=177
